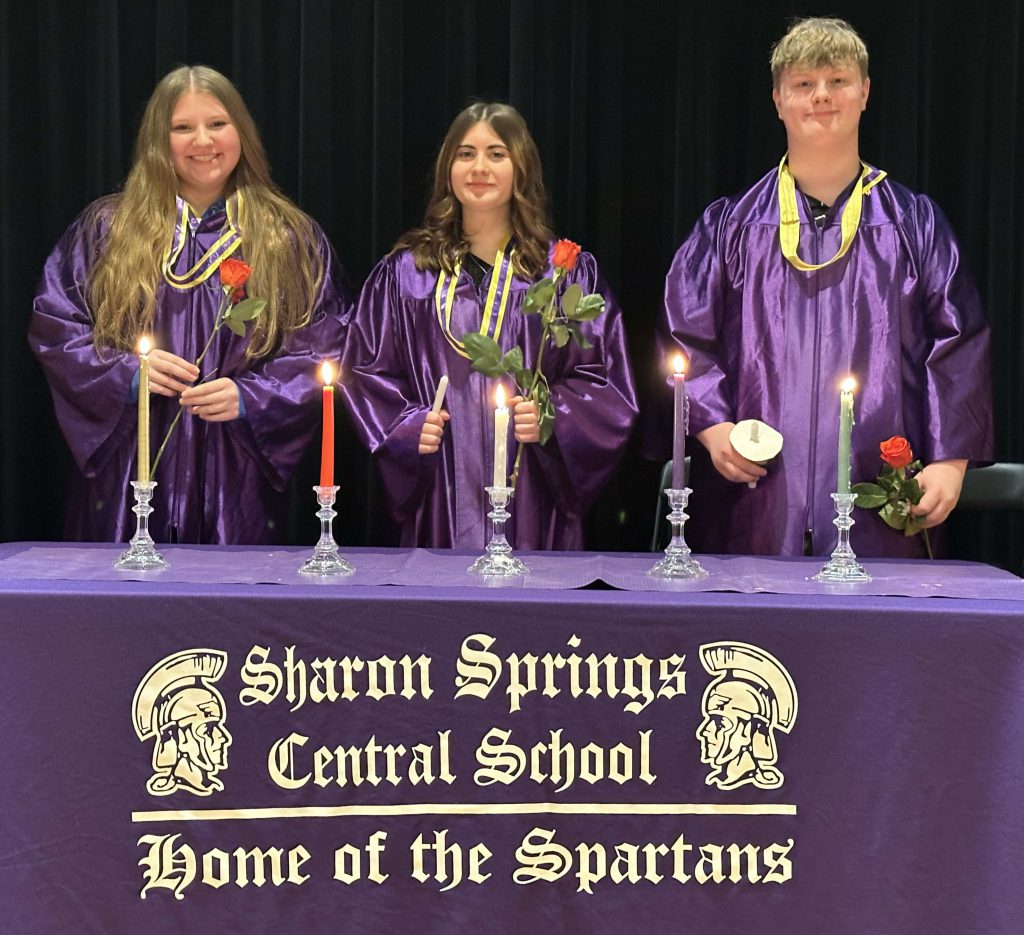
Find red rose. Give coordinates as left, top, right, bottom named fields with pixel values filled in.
left=219, top=258, right=252, bottom=290
left=552, top=239, right=582, bottom=272
left=880, top=436, right=913, bottom=469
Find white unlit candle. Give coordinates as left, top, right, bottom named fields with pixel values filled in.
left=431, top=375, right=449, bottom=414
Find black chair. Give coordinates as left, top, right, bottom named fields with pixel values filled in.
left=956, top=463, right=1024, bottom=512
left=949, top=462, right=1024, bottom=574
left=650, top=457, right=691, bottom=551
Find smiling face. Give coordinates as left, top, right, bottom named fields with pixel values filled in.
left=772, top=62, right=869, bottom=152
left=169, top=90, right=242, bottom=211
left=449, top=120, right=515, bottom=222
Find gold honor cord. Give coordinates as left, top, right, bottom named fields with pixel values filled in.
left=162, top=192, right=244, bottom=289
left=434, top=237, right=514, bottom=359
left=777, top=155, right=886, bottom=272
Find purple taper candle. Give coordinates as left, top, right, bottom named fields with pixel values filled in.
left=672, top=354, right=687, bottom=489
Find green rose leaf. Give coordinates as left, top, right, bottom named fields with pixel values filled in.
left=227, top=297, right=265, bottom=323
left=571, top=293, right=606, bottom=321
left=560, top=283, right=582, bottom=319
left=226, top=316, right=247, bottom=337
left=501, top=347, right=524, bottom=373
left=879, top=501, right=908, bottom=530
left=524, top=279, right=555, bottom=314
left=514, top=368, right=533, bottom=391
left=904, top=515, right=925, bottom=537
left=570, top=324, right=593, bottom=350
left=878, top=472, right=898, bottom=493
left=536, top=386, right=556, bottom=446
left=851, top=482, right=888, bottom=509
left=902, top=478, right=924, bottom=504
left=461, top=332, right=506, bottom=377
left=552, top=324, right=571, bottom=348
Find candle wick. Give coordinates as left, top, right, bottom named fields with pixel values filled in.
left=750, top=421, right=760, bottom=443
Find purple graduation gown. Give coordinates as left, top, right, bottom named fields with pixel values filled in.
left=663, top=167, right=993, bottom=557
left=341, top=247, right=637, bottom=549
left=29, top=196, right=350, bottom=544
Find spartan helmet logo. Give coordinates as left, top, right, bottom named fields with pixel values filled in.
left=133, top=650, right=232, bottom=797
left=697, top=642, right=797, bottom=791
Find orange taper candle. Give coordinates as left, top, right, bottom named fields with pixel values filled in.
left=320, top=362, right=335, bottom=487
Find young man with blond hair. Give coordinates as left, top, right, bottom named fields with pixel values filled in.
left=662, top=17, right=992, bottom=557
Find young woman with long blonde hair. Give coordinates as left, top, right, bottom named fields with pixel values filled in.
left=30, top=65, right=349, bottom=543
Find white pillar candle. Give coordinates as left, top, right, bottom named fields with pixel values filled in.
left=493, top=384, right=509, bottom=488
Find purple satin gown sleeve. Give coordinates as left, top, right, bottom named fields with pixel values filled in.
left=661, top=198, right=735, bottom=434
left=235, top=230, right=352, bottom=489
left=533, top=252, right=638, bottom=513
left=340, top=256, right=435, bottom=519
left=905, top=195, right=993, bottom=464
left=28, top=200, right=137, bottom=476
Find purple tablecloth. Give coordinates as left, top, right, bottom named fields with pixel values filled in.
left=1, top=541, right=1021, bottom=600
left=2, top=543, right=1023, bottom=934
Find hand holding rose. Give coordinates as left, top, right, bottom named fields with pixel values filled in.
left=909, top=459, right=968, bottom=527
left=147, top=349, right=199, bottom=396
left=180, top=378, right=240, bottom=422
left=508, top=396, right=540, bottom=444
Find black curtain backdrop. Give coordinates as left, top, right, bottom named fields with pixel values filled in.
left=2, top=1, right=1022, bottom=565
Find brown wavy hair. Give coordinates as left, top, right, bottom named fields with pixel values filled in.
left=87, top=65, right=323, bottom=359
left=393, top=102, right=553, bottom=280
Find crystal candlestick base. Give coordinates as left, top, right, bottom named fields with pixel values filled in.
left=468, top=486, right=528, bottom=577
left=114, top=481, right=167, bottom=570
left=648, top=487, right=708, bottom=579
left=299, top=485, right=354, bottom=576
left=813, top=493, right=871, bottom=582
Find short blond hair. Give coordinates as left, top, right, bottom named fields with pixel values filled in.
left=770, top=17, right=868, bottom=86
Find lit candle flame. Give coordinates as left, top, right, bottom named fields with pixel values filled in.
left=673, top=354, right=686, bottom=376
left=138, top=336, right=153, bottom=355
left=840, top=376, right=857, bottom=393
left=320, top=362, right=335, bottom=386
left=495, top=384, right=507, bottom=409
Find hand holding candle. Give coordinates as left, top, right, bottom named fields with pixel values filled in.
left=671, top=354, right=687, bottom=489
left=320, top=362, right=336, bottom=487
left=431, top=375, right=449, bottom=414
left=729, top=419, right=784, bottom=488
left=837, top=376, right=856, bottom=495
left=137, top=336, right=153, bottom=484
left=493, top=384, right=509, bottom=488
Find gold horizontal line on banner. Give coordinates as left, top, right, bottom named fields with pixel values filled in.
left=132, top=802, right=797, bottom=822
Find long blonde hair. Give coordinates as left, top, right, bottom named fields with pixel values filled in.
left=88, top=65, right=323, bottom=359
left=393, top=102, right=553, bottom=280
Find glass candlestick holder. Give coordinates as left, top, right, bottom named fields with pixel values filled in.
left=299, top=485, right=354, bottom=576
left=813, top=492, right=871, bottom=582
left=114, top=481, right=168, bottom=570
left=468, top=485, right=528, bottom=577
left=648, top=487, right=708, bottom=579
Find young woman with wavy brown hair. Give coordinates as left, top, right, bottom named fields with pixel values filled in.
left=342, top=102, right=637, bottom=550
left=30, top=65, right=349, bottom=544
